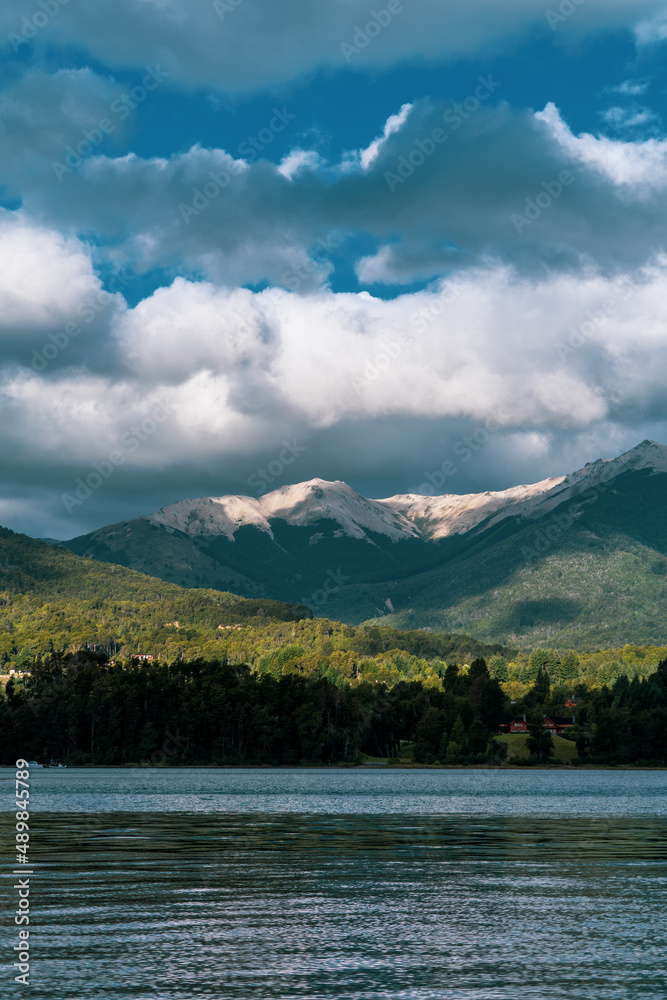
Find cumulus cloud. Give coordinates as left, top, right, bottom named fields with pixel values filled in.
left=0, top=68, right=134, bottom=192
left=4, top=0, right=667, bottom=537
left=5, top=254, right=667, bottom=462
left=1, top=0, right=664, bottom=92
left=3, top=245, right=667, bottom=533
left=538, top=102, right=667, bottom=187
left=0, top=210, right=121, bottom=370
left=7, top=92, right=667, bottom=291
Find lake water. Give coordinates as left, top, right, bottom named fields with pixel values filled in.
left=2, top=768, right=666, bottom=999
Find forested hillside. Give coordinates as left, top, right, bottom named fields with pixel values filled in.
left=0, top=525, right=310, bottom=667
left=0, top=525, right=506, bottom=676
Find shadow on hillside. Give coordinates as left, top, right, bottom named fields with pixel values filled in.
left=489, top=598, right=582, bottom=632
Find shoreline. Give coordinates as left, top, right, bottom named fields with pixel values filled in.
left=18, top=763, right=667, bottom=771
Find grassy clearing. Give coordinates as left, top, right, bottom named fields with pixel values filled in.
left=361, top=737, right=579, bottom=766
left=496, top=733, right=578, bottom=763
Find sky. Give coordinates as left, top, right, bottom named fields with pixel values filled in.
left=3, top=0, right=667, bottom=538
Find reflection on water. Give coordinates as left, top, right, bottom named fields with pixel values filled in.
left=2, top=811, right=666, bottom=1000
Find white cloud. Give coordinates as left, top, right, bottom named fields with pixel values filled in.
left=601, top=105, right=659, bottom=132
left=104, top=254, right=667, bottom=439
left=635, top=8, right=667, bottom=43
left=358, top=103, right=413, bottom=170
left=0, top=212, right=103, bottom=331
left=537, top=101, right=667, bottom=188
left=0, top=210, right=120, bottom=369
left=7, top=257, right=667, bottom=467
left=278, top=150, right=323, bottom=180
left=606, top=79, right=651, bottom=96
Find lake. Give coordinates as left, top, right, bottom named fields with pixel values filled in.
left=1, top=768, right=666, bottom=999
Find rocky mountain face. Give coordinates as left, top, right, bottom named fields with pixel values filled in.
left=63, top=441, right=667, bottom=647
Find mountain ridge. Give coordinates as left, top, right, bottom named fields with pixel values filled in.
left=62, top=440, right=667, bottom=647
left=136, top=438, right=667, bottom=544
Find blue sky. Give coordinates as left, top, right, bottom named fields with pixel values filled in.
left=2, top=0, right=667, bottom=537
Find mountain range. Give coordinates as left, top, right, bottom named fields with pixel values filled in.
left=63, top=440, right=667, bottom=648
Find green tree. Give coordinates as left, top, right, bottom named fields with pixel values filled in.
left=413, top=707, right=446, bottom=763
left=467, top=718, right=490, bottom=755
left=532, top=667, right=551, bottom=704
left=526, top=722, right=554, bottom=763
left=450, top=714, right=466, bottom=747
left=488, top=655, right=508, bottom=682
left=529, top=648, right=561, bottom=684
left=469, top=657, right=488, bottom=680
left=559, top=651, right=580, bottom=681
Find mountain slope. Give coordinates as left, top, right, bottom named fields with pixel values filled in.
left=62, top=441, right=667, bottom=647
left=65, top=479, right=442, bottom=603
left=0, top=524, right=510, bottom=674
left=348, top=455, right=667, bottom=647
left=381, top=439, right=667, bottom=539
left=0, top=525, right=312, bottom=667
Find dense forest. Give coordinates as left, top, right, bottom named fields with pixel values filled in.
left=4, top=522, right=667, bottom=767
left=3, top=651, right=667, bottom=767
left=4, top=525, right=667, bottom=693
left=0, top=524, right=507, bottom=676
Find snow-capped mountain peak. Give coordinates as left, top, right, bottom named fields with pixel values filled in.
left=380, top=440, right=667, bottom=539
left=149, top=477, right=418, bottom=542
left=148, top=441, right=667, bottom=544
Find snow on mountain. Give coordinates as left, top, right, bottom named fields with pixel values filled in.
left=150, top=494, right=270, bottom=540
left=382, top=440, right=667, bottom=538
left=256, top=479, right=418, bottom=541
left=149, top=478, right=418, bottom=542
left=379, top=477, right=567, bottom=539
left=148, top=441, right=667, bottom=544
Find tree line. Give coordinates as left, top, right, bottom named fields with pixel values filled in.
left=3, top=652, right=667, bottom=766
